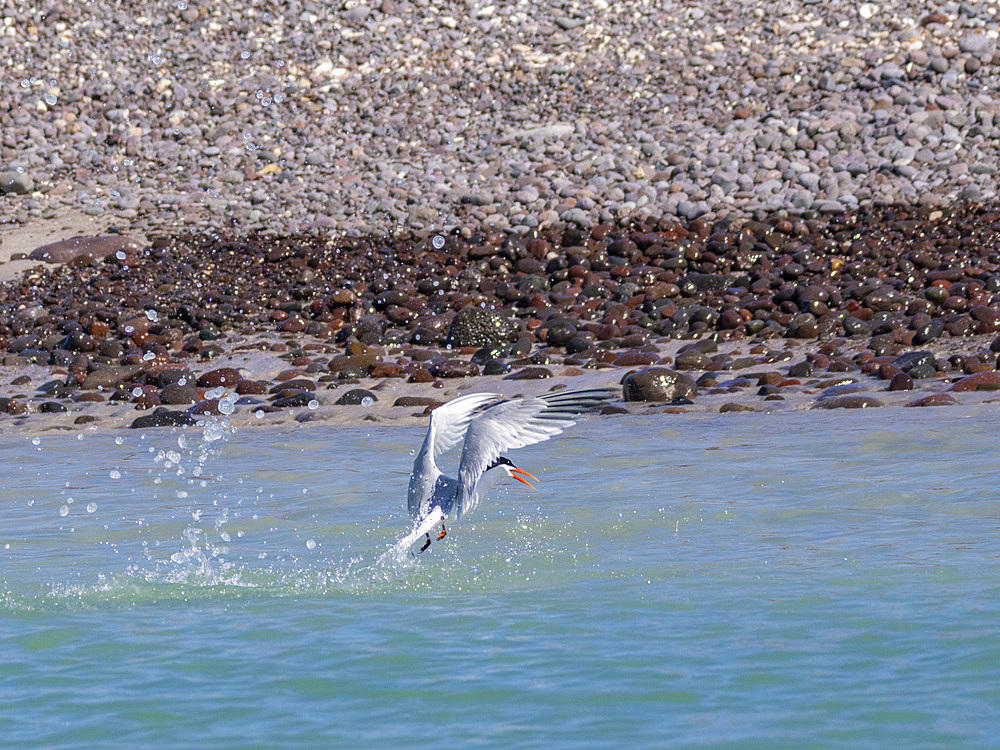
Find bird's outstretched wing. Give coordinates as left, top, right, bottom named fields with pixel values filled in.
left=409, top=392, right=501, bottom=518
left=452, top=388, right=616, bottom=518
left=424, top=392, right=501, bottom=458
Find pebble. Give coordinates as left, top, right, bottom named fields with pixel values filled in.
left=621, top=368, right=697, bottom=402
left=28, top=236, right=141, bottom=264
left=334, top=389, right=378, bottom=406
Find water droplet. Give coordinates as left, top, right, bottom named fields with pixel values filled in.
left=176, top=0, right=187, bottom=8
left=220, top=531, right=231, bottom=542
left=361, top=396, right=374, bottom=407
left=44, top=93, right=57, bottom=105
left=306, top=539, right=316, bottom=550
left=219, top=395, right=236, bottom=416
left=86, top=502, right=97, bottom=514
left=132, top=387, right=143, bottom=397
left=59, top=505, right=69, bottom=517
left=432, top=234, right=445, bottom=249
left=145, top=309, right=159, bottom=322
left=254, top=409, right=265, bottom=419
left=116, top=250, right=127, bottom=260
left=142, top=351, right=156, bottom=361
left=177, top=490, right=188, bottom=499
left=109, top=469, right=121, bottom=479
left=31, top=437, right=40, bottom=446
left=307, top=399, right=319, bottom=410
left=240, top=50, right=251, bottom=60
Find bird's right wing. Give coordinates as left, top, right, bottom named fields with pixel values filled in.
left=453, top=388, right=616, bottom=518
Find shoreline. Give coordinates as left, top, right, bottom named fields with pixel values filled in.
left=2, top=203, right=1000, bottom=435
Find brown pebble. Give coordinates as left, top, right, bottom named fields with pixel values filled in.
left=503, top=366, right=552, bottom=380
left=29, top=235, right=141, bottom=264
left=160, top=383, right=200, bottom=404
left=197, top=367, right=243, bottom=388
left=905, top=393, right=958, bottom=407
left=888, top=372, right=914, bottom=391
left=408, top=368, right=435, bottom=383
left=719, top=402, right=758, bottom=413
left=369, top=362, right=405, bottom=378
left=428, top=359, right=480, bottom=378
left=235, top=380, right=268, bottom=395
left=393, top=396, right=442, bottom=407
left=950, top=371, right=1000, bottom=391
left=814, top=396, right=883, bottom=409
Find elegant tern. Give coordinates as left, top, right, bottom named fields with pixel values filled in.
left=407, top=388, right=617, bottom=550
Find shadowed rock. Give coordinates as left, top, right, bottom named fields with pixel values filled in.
left=444, top=307, right=516, bottom=349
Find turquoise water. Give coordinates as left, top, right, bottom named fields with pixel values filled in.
left=2, top=407, right=999, bottom=748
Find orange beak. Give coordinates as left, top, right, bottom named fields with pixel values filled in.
left=509, top=467, right=538, bottom=489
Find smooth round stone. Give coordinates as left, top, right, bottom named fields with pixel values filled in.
left=913, top=319, right=944, bottom=345
left=673, top=350, right=710, bottom=370
left=719, top=402, right=758, bottom=413
left=335, top=389, right=378, bottom=405
left=444, top=307, right=516, bottom=348
left=888, top=372, right=914, bottom=391
left=336, top=366, right=367, bottom=380
left=949, top=371, right=1000, bottom=392
left=39, top=401, right=68, bottom=413
left=905, top=393, right=958, bottom=407
left=159, top=383, right=200, bottom=405
left=787, top=313, right=819, bottom=338
left=482, top=359, right=512, bottom=376
left=544, top=320, right=577, bottom=348
left=0, top=171, right=33, bottom=194
left=235, top=379, right=268, bottom=395
left=392, top=396, right=440, bottom=408
left=843, top=317, right=868, bottom=335
left=37, top=380, right=67, bottom=396
left=891, top=350, right=937, bottom=376
left=80, top=365, right=144, bottom=390
left=197, top=367, right=242, bottom=388
left=28, top=235, right=141, bottom=264
left=813, top=395, right=883, bottom=409
left=272, top=391, right=317, bottom=408
left=130, top=409, right=196, bottom=429
left=564, top=336, right=593, bottom=355
left=717, top=309, right=744, bottom=330
left=428, top=359, right=480, bottom=378
left=614, top=351, right=660, bottom=367
left=158, top=368, right=196, bottom=388
left=503, top=366, right=552, bottom=380
left=471, top=345, right=507, bottom=365
left=621, top=367, right=697, bottom=402
left=788, top=361, right=814, bottom=378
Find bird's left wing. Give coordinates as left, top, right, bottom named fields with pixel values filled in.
left=425, top=392, right=502, bottom=458
left=452, top=388, right=616, bottom=518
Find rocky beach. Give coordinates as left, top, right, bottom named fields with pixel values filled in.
left=2, top=0, right=1000, bottom=431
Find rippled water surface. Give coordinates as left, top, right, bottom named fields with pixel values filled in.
left=3, top=407, right=999, bottom=748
